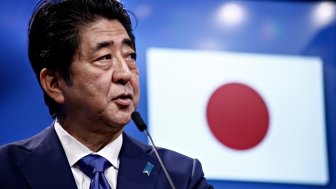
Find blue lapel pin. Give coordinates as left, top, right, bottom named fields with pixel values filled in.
left=143, top=162, right=154, bottom=176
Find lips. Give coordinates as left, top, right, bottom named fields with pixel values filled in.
left=113, top=93, right=133, bottom=106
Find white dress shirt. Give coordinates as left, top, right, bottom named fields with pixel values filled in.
left=54, top=121, right=122, bottom=189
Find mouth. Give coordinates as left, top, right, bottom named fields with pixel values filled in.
left=113, top=93, right=133, bottom=106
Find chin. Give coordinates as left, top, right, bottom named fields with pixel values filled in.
left=103, top=105, right=135, bottom=127
left=110, top=113, right=132, bottom=127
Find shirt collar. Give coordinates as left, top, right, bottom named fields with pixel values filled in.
left=54, top=120, right=123, bottom=168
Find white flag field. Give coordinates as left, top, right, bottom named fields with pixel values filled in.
left=146, top=48, right=329, bottom=185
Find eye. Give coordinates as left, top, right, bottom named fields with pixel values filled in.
left=126, top=52, right=136, bottom=61
left=96, top=54, right=112, bottom=61
left=126, top=52, right=137, bottom=70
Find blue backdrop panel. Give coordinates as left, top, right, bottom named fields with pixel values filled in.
left=0, top=0, right=335, bottom=188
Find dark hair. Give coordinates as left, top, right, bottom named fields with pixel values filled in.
left=28, top=0, right=135, bottom=118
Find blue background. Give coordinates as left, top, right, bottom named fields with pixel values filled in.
left=0, top=0, right=335, bottom=188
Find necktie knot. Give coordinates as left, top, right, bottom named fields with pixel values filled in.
left=77, top=154, right=111, bottom=178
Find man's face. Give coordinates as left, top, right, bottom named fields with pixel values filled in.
left=61, top=18, right=139, bottom=129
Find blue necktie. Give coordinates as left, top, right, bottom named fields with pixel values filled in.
left=77, top=154, right=112, bottom=189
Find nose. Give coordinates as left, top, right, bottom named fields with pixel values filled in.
left=112, top=56, right=132, bottom=85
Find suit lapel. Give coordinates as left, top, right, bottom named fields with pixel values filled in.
left=17, top=126, right=77, bottom=189
left=117, top=134, right=161, bottom=189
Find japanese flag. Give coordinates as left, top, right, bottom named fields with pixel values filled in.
left=146, top=48, right=329, bottom=185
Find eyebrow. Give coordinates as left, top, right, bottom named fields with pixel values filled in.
left=93, top=40, right=113, bottom=52
left=122, top=38, right=135, bottom=50
left=91, top=38, right=135, bottom=53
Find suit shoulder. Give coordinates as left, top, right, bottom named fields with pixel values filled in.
left=120, top=133, right=214, bottom=188
left=124, top=133, right=193, bottom=160
left=156, top=148, right=214, bottom=188
left=123, top=133, right=194, bottom=161
left=0, top=139, right=31, bottom=160
left=157, top=146, right=194, bottom=163
left=0, top=126, right=53, bottom=163
left=0, top=142, right=29, bottom=179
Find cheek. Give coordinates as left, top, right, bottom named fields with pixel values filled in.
left=132, top=76, right=140, bottom=106
left=90, top=79, right=114, bottom=104
left=73, top=70, right=111, bottom=102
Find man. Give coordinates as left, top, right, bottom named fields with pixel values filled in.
left=0, top=0, right=213, bottom=188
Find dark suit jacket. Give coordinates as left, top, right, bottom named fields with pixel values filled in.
left=0, top=125, right=213, bottom=189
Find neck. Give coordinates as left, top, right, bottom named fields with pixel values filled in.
left=58, top=118, right=123, bottom=152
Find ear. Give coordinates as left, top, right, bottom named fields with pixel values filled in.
left=39, top=68, right=65, bottom=104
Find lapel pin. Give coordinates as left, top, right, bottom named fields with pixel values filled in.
left=143, top=162, right=154, bottom=176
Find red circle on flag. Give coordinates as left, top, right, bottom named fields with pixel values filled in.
left=206, top=82, right=270, bottom=150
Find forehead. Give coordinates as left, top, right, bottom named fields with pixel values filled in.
left=78, top=18, right=131, bottom=50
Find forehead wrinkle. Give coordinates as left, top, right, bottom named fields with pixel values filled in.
left=91, top=40, right=114, bottom=54
left=81, top=18, right=132, bottom=48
